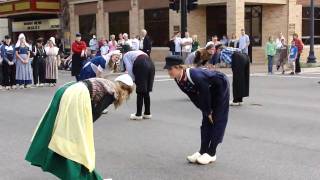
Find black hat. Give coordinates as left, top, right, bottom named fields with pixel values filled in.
left=4, top=35, right=10, bottom=39
left=121, top=44, right=132, bottom=54
left=76, top=33, right=81, bottom=37
left=164, top=55, right=184, bottom=69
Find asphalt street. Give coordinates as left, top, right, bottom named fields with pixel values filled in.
left=0, top=70, right=319, bottom=180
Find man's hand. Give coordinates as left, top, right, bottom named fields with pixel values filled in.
left=208, top=114, right=214, bottom=124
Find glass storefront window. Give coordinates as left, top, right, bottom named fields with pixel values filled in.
left=144, top=8, right=169, bottom=47
left=109, top=11, right=130, bottom=40
left=302, top=7, right=320, bottom=45
left=245, top=6, right=262, bottom=46
left=79, top=14, right=96, bottom=45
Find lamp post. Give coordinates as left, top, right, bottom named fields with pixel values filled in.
left=307, top=0, right=317, bottom=63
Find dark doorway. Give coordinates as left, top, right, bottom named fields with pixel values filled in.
left=206, top=6, right=227, bottom=41
left=144, top=8, right=169, bottom=47
left=79, top=14, right=96, bottom=45
left=109, top=11, right=130, bottom=40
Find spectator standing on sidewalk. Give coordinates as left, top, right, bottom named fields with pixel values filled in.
left=72, top=33, right=87, bottom=81
left=32, top=38, right=46, bottom=87
left=0, top=42, right=3, bottom=90
left=292, top=33, right=304, bottom=74
left=100, top=38, right=109, bottom=55
left=123, top=33, right=132, bottom=48
left=191, top=35, right=200, bottom=53
left=288, top=40, right=298, bottom=75
left=239, top=29, right=250, bottom=55
left=44, top=37, right=60, bottom=87
left=108, top=34, right=118, bottom=52
left=131, top=35, right=140, bottom=51
left=228, top=33, right=238, bottom=48
left=118, top=33, right=125, bottom=46
left=140, top=29, right=152, bottom=56
left=265, top=36, right=277, bottom=74
left=276, top=39, right=288, bottom=74
left=15, top=33, right=32, bottom=88
left=181, top=32, right=193, bottom=60
left=1, top=35, right=16, bottom=90
left=89, top=35, right=99, bottom=55
left=173, top=32, right=182, bottom=56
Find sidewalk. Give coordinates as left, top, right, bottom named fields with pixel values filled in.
left=153, top=61, right=320, bottom=74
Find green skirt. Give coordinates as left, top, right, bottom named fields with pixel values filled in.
left=25, top=82, right=103, bottom=180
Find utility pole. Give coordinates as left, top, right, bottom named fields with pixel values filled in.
left=307, top=0, right=317, bottom=63
left=180, top=0, right=187, bottom=38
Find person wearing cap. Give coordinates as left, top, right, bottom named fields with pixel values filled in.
left=164, top=55, right=230, bottom=165
left=89, top=35, right=99, bottom=55
left=25, top=74, right=134, bottom=180
left=78, top=50, right=122, bottom=81
left=1, top=35, right=16, bottom=90
left=15, top=33, right=32, bottom=88
left=32, top=38, right=46, bottom=87
left=122, top=46, right=155, bottom=120
left=214, top=45, right=250, bottom=106
left=72, top=33, right=87, bottom=81
left=44, top=37, right=60, bottom=87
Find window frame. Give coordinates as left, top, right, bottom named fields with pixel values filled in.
left=245, top=5, right=263, bottom=47
left=302, top=6, right=320, bottom=45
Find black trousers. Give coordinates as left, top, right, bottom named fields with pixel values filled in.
left=132, top=55, right=155, bottom=116
left=199, top=114, right=219, bottom=156
left=0, top=64, right=3, bottom=86
left=136, top=92, right=151, bottom=116
left=295, top=53, right=301, bottom=73
left=32, top=58, right=46, bottom=84
left=2, top=63, right=16, bottom=86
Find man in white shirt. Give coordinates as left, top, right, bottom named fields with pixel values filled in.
left=238, top=29, right=250, bottom=55
left=123, top=33, right=132, bottom=48
left=174, top=32, right=182, bottom=56
left=181, top=32, right=193, bottom=60
left=89, top=35, right=99, bottom=54
left=131, top=35, right=140, bottom=51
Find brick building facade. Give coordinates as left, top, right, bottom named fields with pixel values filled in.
left=67, top=0, right=320, bottom=63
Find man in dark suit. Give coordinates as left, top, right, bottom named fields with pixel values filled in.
left=140, top=29, right=152, bottom=56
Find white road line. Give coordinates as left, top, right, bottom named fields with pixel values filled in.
left=154, top=73, right=320, bottom=82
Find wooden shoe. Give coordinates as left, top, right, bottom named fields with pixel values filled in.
left=196, top=153, right=216, bottom=165
left=130, top=114, right=143, bottom=120
left=187, top=152, right=201, bottom=163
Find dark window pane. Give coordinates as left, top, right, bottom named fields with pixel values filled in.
left=206, top=6, right=227, bottom=41
left=245, top=6, right=262, bottom=46
left=144, top=8, right=169, bottom=47
left=302, top=7, right=320, bottom=44
left=109, top=12, right=130, bottom=39
left=79, top=14, right=96, bottom=45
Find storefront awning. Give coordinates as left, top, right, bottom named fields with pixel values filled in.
left=198, top=0, right=287, bottom=5
left=0, top=0, right=60, bottom=18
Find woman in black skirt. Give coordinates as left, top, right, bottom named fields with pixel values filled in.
left=122, top=46, right=155, bottom=120
left=214, top=45, right=250, bottom=106
left=164, top=55, right=230, bottom=165
left=71, top=33, right=87, bottom=81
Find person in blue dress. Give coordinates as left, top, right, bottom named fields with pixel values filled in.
left=164, top=55, right=230, bottom=165
left=15, top=33, right=33, bottom=88
left=78, top=50, right=122, bottom=81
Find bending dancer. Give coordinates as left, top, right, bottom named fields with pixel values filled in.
left=25, top=74, right=134, bottom=180
left=164, top=56, right=230, bottom=165
left=122, top=45, right=155, bottom=120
